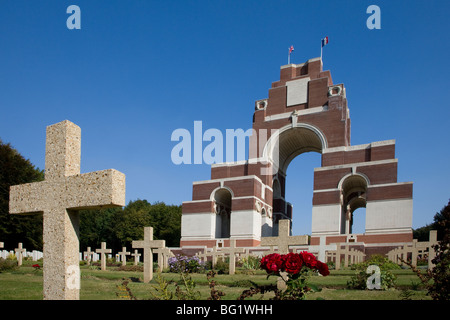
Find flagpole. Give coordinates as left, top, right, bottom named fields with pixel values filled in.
left=320, top=39, right=323, bottom=61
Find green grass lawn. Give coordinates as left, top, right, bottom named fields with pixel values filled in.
left=0, top=262, right=432, bottom=300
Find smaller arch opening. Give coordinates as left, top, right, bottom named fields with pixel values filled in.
left=213, top=188, right=232, bottom=238
left=340, top=174, right=368, bottom=234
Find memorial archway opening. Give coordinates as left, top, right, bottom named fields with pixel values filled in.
left=266, top=124, right=326, bottom=236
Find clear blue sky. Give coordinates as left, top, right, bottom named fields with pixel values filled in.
left=1, top=1, right=449, bottom=236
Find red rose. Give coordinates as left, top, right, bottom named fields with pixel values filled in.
left=299, top=251, right=317, bottom=268
left=260, top=253, right=283, bottom=274
left=316, top=260, right=330, bottom=276
left=282, top=253, right=303, bottom=274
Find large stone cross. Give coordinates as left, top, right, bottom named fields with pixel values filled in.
left=219, top=239, right=245, bottom=275
left=260, top=219, right=308, bottom=254
left=132, top=227, right=165, bottom=283
left=9, top=120, right=126, bottom=300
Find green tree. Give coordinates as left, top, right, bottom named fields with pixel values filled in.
left=407, top=199, right=450, bottom=300
left=0, top=139, right=44, bottom=250
left=79, top=207, right=123, bottom=252
left=79, top=199, right=182, bottom=252
left=113, top=200, right=182, bottom=248
left=414, top=199, right=450, bottom=241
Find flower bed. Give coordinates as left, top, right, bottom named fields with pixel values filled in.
left=168, top=255, right=205, bottom=273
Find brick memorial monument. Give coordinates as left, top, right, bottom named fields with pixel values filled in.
left=181, top=57, right=414, bottom=256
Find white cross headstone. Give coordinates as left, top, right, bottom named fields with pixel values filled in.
left=131, top=249, right=141, bottom=265
left=14, top=243, right=26, bottom=266
left=32, top=250, right=43, bottom=261
left=260, top=219, right=308, bottom=254
left=195, top=246, right=208, bottom=263
left=154, top=247, right=173, bottom=272
left=314, top=236, right=336, bottom=262
left=208, top=246, right=225, bottom=268
left=9, top=120, right=126, bottom=300
left=132, top=227, right=165, bottom=283
left=219, top=239, right=245, bottom=275
left=118, top=247, right=131, bottom=266
left=83, top=247, right=94, bottom=266
left=96, top=242, right=112, bottom=271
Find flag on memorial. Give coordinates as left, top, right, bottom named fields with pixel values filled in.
left=321, top=36, right=329, bottom=47
left=288, top=45, right=294, bottom=64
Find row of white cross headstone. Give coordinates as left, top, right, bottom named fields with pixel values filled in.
left=0, top=240, right=161, bottom=270
left=83, top=227, right=173, bottom=282
left=0, top=248, right=43, bottom=262
left=194, top=219, right=309, bottom=275
left=83, top=245, right=141, bottom=267
left=0, top=242, right=28, bottom=266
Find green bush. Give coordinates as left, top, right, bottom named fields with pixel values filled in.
left=347, top=259, right=397, bottom=290
left=240, top=256, right=260, bottom=270
left=213, top=258, right=229, bottom=274
left=351, top=254, right=401, bottom=271
left=0, top=258, right=18, bottom=272
left=347, top=269, right=396, bottom=290
left=117, top=265, right=144, bottom=272
left=327, top=260, right=335, bottom=270
left=347, top=255, right=399, bottom=290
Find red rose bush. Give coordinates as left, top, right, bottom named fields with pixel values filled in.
left=260, top=251, right=329, bottom=300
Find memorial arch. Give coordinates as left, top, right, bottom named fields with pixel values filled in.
left=262, top=123, right=326, bottom=236
left=181, top=57, right=413, bottom=255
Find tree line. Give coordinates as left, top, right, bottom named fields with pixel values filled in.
left=0, top=139, right=181, bottom=252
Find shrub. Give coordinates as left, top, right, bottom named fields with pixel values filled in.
left=347, top=254, right=400, bottom=290
left=0, top=258, right=18, bottom=272
left=6, top=253, right=16, bottom=261
left=404, top=200, right=450, bottom=300
left=117, top=265, right=144, bottom=272
left=241, top=256, right=260, bottom=270
left=347, top=264, right=397, bottom=290
left=351, top=254, right=401, bottom=271
left=213, top=257, right=229, bottom=274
